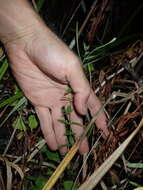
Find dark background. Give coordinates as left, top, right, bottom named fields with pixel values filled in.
left=40, top=0, right=143, bottom=41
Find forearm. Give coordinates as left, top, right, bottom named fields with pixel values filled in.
left=0, top=0, right=42, bottom=44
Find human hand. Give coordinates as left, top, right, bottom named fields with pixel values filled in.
left=4, top=25, right=108, bottom=154
left=0, top=0, right=108, bottom=154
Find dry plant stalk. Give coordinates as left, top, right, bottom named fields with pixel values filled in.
left=31, top=0, right=38, bottom=12
left=78, top=118, right=143, bottom=190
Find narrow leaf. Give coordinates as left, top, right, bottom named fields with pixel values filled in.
left=0, top=91, right=23, bottom=108
left=126, top=162, right=143, bottom=169
left=0, top=59, right=8, bottom=80
left=59, top=120, right=81, bottom=126
left=0, top=97, right=27, bottom=127
left=64, top=181, right=74, bottom=190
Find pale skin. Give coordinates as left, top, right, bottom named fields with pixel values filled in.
left=0, top=0, right=108, bottom=154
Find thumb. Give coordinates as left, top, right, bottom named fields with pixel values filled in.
left=68, top=60, right=90, bottom=115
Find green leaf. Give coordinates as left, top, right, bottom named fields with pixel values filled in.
left=66, top=88, right=73, bottom=94
left=65, top=105, right=73, bottom=114
left=126, top=162, right=143, bottom=169
left=41, top=146, right=60, bottom=163
left=87, top=64, right=94, bottom=72
left=59, top=120, right=81, bottom=126
left=28, top=176, right=47, bottom=190
left=28, top=115, right=38, bottom=130
left=0, top=59, right=8, bottom=80
left=134, top=188, right=143, bottom=190
left=129, top=181, right=141, bottom=187
left=83, top=42, right=90, bottom=52
left=46, top=150, right=60, bottom=163
left=35, top=177, right=47, bottom=188
left=82, top=35, right=138, bottom=66
left=66, top=131, right=74, bottom=136
left=63, top=181, right=74, bottom=190
left=13, top=117, right=26, bottom=131
left=59, top=119, right=70, bottom=125
left=68, top=135, right=74, bottom=146
left=46, top=170, right=54, bottom=176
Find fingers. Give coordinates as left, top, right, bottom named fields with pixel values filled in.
left=35, top=90, right=108, bottom=156
left=51, top=107, right=68, bottom=154
left=87, top=91, right=109, bottom=137
left=70, top=109, right=89, bottom=154
left=68, top=60, right=90, bottom=115
left=35, top=104, right=89, bottom=155
left=35, top=106, right=58, bottom=150
left=68, top=59, right=108, bottom=137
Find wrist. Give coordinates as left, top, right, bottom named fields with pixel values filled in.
left=0, top=0, right=42, bottom=45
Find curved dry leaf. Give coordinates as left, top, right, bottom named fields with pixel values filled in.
left=0, top=157, right=24, bottom=183
left=9, top=162, right=24, bottom=180
left=27, top=139, right=46, bottom=162
left=4, top=159, right=12, bottom=190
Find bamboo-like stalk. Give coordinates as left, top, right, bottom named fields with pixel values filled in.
left=41, top=143, right=79, bottom=190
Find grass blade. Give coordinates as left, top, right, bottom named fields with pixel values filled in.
left=126, top=162, right=143, bottom=169
left=0, top=97, right=27, bottom=127
left=0, top=59, right=8, bottom=80
left=0, top=91, right=23, bottom=108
